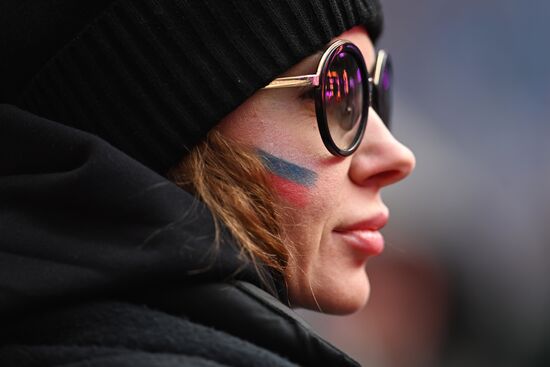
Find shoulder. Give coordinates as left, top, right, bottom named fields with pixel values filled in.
left=0, top=297, right=298, bottom=367
left=1, top=282, right=359, bottom=367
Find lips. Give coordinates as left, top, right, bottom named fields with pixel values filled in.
left=334, top=229, right=385, bottom=256
left=333, top=212, right=388, bottom=256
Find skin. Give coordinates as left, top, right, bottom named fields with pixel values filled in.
left=216, top=26, right=416, bottom=314
left=258, top=150, right=317, bottom=207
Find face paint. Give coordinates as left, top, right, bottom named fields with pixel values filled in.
left=258, top=150, right=318, bottom=206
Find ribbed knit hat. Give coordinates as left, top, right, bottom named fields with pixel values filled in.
left=1, top=0, right=383, bottom=174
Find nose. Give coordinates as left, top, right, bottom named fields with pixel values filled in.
left=349, top=108, right=416, bottom=188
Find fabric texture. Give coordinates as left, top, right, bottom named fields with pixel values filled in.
left=1, top=0, right=383, bottom=174
left=0, top=105, right=361, bottom=367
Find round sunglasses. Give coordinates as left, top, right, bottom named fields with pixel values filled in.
left=263, top=40, right=392, bottom=156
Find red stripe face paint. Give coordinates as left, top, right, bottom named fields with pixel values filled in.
left=266, top=172, right=311, bottom=207
left=258, top=150, right=318, bottom=207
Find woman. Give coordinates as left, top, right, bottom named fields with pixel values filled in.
left=0, top=0, right=414, bottom=366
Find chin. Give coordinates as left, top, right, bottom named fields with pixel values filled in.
left=322, top=275, right=371, bottom=315
left=289, top=270, right=372, bottom=315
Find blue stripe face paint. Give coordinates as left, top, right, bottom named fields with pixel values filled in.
left=258, top=150, right=317, bottom=187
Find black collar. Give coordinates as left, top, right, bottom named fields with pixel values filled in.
left=146, top=281, right=361, bottom=367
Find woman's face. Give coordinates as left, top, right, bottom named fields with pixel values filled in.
left=217, top=26, right=416, bottom=314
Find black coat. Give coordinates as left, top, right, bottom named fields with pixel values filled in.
left=0, top=105, right=361, bottom=367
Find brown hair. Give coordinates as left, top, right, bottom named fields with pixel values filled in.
left=168, top=130, right=291, bottom=281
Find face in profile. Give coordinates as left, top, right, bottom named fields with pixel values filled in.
left=217, top=26, right=416, bottom=314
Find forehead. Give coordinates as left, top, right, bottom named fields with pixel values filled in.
left=281, top=26, right=376, bottom=76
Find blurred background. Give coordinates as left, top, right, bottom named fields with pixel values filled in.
left=299, top=0, right=550, bottom=366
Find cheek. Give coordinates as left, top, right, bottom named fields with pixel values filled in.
left=219, top=92, right=345, bottom=210
left=259, top=150, right=318, bottom=208
left=307, top=165, right=349, bottom=219
left=267, top=173, right=311, bottom=208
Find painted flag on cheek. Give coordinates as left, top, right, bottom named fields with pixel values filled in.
left=258, top=150, right=318, bottom=207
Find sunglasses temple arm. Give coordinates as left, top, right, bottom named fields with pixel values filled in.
left=262, top=74, right=319, bottom=89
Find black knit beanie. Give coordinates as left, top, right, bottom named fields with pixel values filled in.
left=1, top=0, right=383, bottom=174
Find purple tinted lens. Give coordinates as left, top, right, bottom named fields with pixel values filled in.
left=374, top=51, right=392, bottom=128
left=324, top=50, right=364, bottom=151
left=382, top=66, right=391, bottom=91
